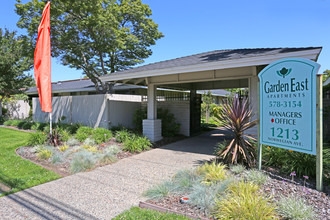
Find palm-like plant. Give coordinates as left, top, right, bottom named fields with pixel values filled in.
left=213, top=97, right=257, bottom=167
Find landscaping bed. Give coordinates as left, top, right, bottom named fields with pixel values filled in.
left=143, top=163, right=330, bottom=220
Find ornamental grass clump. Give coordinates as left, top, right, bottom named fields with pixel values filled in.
left=143, top=181, right=177, bottom=200
left=213, top=97, right=257, bottom=167
left=214, top=181, right=278, bottom=219
left=244, top=169, right=269, bottom=185
left=229, top=164, right=246, bottom=174
left=70, top=150, right=99, bottom=173
left=277, top=195, right=317, bottom=220
left=197, top=162, right=227, bottom=185
left=171, top=169, right=202, bottom=193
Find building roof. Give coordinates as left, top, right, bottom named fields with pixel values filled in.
left=26, top=78, right=141, bottom=95
left=102, top=47, right=322, bottom=79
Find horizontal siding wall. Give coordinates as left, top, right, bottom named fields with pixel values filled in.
left=142, top=101, right=190, bottom=136
left=108, top=100, right=141, bottom=128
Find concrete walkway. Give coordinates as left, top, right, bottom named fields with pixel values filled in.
left=0, top=130, right=226, bottom=219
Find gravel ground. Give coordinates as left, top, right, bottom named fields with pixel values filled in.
left=0, top=131, right=219, bottom=219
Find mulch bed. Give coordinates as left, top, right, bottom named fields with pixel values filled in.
left=143, top=168, right=330, bottom=220
left=15, top=135, right=186, bottom=177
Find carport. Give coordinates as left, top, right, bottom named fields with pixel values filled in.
left=100, top=47, right=322, bottom=142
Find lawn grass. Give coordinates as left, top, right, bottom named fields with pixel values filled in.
left=112, top=207, right=190, bottom=220
left=0, top=127, right=61, bottom=195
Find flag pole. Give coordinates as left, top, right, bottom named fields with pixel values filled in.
left=49, top=112, right=52, bottom=134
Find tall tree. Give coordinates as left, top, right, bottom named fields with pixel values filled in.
left=16, top=0, right=164, bottom=93
left=323, top=69, right=330, bottom=82
left=0, top=28, right=33, bottom=115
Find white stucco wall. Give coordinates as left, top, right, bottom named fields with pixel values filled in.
left=32, top=94, right=143, bottom=129
left=142, top=101, right=190, bottom=136
left=6, top=100, right=30, bottom=119
left=108, top=100, right=141, bottom=128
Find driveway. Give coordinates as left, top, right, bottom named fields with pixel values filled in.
left=0, top=129, right=226, bottom=219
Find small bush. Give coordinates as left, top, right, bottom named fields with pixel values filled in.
left=230, top=164, right=246, bottom=174
left=113, top=207, right=190, bottom=220
left=115, top=129, right=133, bottom=143
left=75, top=126, right=93, bottom=142
left=3, top=120, right=13, bottom=126
left=51, top=152, right=65, bottom=164
left=214, top=181, right=278, bottom=219
left=104, top=145, right=121, bottom=155
left=277, top=195, right=317, bottom=220
left=58, top=144, right=69, bottom=152
left=70, top=150, right=99, bottom=173
left=37, top=149, right=53, bottom=160
left=82, top=145, right=99, bottom=153
left=17, top=121, right=26, bottom=128
left=245, top=169, right=269, bottom=185
left=197, top=162, right=227, bottom=184
left=22, top=121, right=34, bottom=130
left=144, top=181, right=177, bottom=200
left=58, top=129, right=70, bottom=142
left=91, top=128, right=112, bottom=144
left=66, top=137, right=80, bottom=146
left=83, top=138, right=96, bottom=146
left=123, top=136, right=151, bottom=153
left=27, top=132, right=48, bottom=146
left=171, top=169, right=202, bottom=193
left=189, top=179, right=234, bottom=214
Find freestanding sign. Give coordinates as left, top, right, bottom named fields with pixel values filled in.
left=259, top=58, right=320, bottom=155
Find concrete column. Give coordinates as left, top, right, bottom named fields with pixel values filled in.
left=143, top=84, right=162, bottom=142
left=147, top=84, right=157, bottom=119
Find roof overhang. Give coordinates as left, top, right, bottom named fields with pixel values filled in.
left=100, top=48, right=322, bottom=90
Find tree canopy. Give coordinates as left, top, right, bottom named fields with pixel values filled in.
left=15, top=0, right=164, bottom=93
left=323, top=69, right=330, bottom=82
left=0, top=28, right=33, bottom=101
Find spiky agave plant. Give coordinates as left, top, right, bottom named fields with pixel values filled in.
left=213, top=97, right=257, bottom=167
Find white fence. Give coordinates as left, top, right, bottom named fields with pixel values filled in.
left=32, top=94, right=191, bottom=136
left=2, top=100, right=30, bottom=119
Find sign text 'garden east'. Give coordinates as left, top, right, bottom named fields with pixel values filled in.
left=259, top=58, right=320, bottom=155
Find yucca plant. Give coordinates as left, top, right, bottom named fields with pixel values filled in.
left=213, top=97, right=257, bottom=167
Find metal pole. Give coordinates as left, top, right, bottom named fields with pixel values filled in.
left=49, top=112, right=52, bottom=134
left=257, top=78, right=262, bottom=170
left=316, top=74, right=323, bottom=191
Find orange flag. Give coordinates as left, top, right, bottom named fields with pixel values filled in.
left=34, top=1, right=51, bottom=112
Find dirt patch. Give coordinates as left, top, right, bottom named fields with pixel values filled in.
left=0, top=183, right=11, bottom=194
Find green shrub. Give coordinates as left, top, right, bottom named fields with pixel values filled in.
left=70, top=150, right=99, bottom=173
left=197, top=162, right=227, bottom=184
left=277, top=195, right=317, bottom=220
left=37, top=149, right=53, bottom=160
left=244, top=169, right=269, bottom=185
left=58, top=123, right=81, bottom=134
left=58, top=129, right=70, bottom=142
left=91, top=127, right=112, bottom=144
left=133, top=107, right=180, bottom=137
left=36, top=122, right=48, bottom=131
left=75, top=126, right=93, bottom=142
left=214, top=181, right=278, bottom=219
left=115, top=129, right=133, bottom=143
left=27, top=132, right=48, bottom=146
left=22, top=121, right=34, bottom=130
left=17, top=121, right=26, bottom=128
left=10, top=120, right=21, bottom=127
left=230, top=164, right=246, bottom=174
left=123, top=136, right=151, bottom=153
left=263, top=145, right=330, bottom=178
left=0, top=116, right=5, bottom=125
left=3, top=120, right=13, bottom=126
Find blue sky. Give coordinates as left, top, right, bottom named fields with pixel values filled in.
left=1, top=0, right=329, bottom=82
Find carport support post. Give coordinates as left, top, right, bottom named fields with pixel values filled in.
left=143, top=84, right=162, bottom=142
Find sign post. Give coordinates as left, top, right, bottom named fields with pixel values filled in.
left=258, top=57, right=323, bottom=191
left=316, top=74, right=323, bottom=191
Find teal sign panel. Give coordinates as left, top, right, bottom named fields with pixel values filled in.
left=259, top=58, right=320, bottom=155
